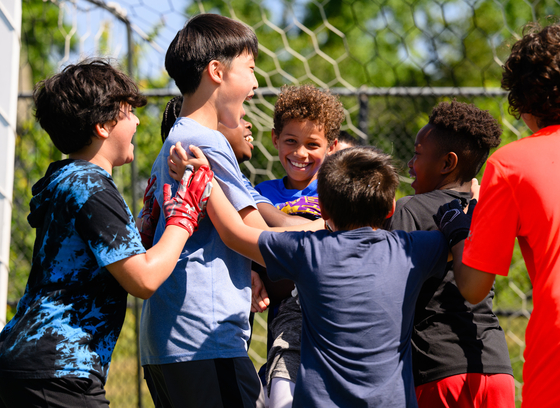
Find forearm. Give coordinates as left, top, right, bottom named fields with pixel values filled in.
left=257, top=203, right=316, bottom=227
left=107, top=226, right=189, bottom=299
left=208, top=180, right=265, bottom=265
left=451, top=241, right=496, bottom=304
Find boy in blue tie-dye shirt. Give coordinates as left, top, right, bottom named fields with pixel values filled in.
left=0, top=59, right=212, bottom=408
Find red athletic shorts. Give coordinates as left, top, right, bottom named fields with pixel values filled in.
left=415, top=373, right=515, bottom=408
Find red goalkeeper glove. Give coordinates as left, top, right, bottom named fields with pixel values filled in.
left=163, top=164, right=213, bottom=235
left=139, top=175, right=161, bottom=248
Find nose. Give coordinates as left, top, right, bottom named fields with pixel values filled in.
left=246, top=121, right=253, bottom=130
left=293, top=144, right=307, bottom=158
left=252, top=72, right=258, bottom=91
left=407, top=156, right=414, bottom=168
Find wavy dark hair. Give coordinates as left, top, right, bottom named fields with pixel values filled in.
left=502, top=22, right=560, bottom=128
left=318, top=146, right=399, bottom=230
left=33, top=58, right=146, bottom=155
left=166, top=13, right=258, bottom=96
left=428, top=100, right=502, bottom=183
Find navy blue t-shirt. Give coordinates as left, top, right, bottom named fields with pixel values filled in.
left=0, top=160, right=145, bottom=383
left=259, top=227, right=448, bottom=408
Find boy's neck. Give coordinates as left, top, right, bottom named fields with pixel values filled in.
left=438, top=180, right=471, bottom=193
left=283, top=176, right=316, bottom=191
left=179, top=90, right=220, bottom=131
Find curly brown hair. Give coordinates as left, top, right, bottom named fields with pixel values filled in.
left=502, top=22, right=560, bottom=128
left=273, top=85, right=345, bottom=144
left=429, top=100, right=502, bottom=183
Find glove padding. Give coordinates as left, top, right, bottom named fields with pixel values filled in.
left=163, top=164, right=214, bottom=235
left=139, top=175, right=161, bottom=248
left=433, top=198, right=476, bottom=248
left=277, top=196, right=321, bottom=220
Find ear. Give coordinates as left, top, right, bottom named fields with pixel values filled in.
left=327, top=139, right=338, bottom=155
left=440, top=152, right=458, bottom=175
left=271, top=129, right=280, bottom=150
left=207, top=60, right=225, bottom=85
left=94, top=122, right=111, bottom=139
left=385, top=198, right=396, bottom=219
left=318, top=198, right=330, bottom=221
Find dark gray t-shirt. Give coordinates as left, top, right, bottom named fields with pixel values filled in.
left=385, top=189, right=512, bottom=385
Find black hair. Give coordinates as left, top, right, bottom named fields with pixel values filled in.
left=338, top=130, right=363, bottom=146
left=161, top=96, right=183, bottom=143
left=428, top=101, right=502, bottom=182
left=165, top=13, right=259, bottom=95
left=502, top=22, right=560, bottom=128
left=317, top=147, right=399, bottom=230
left=33, top=59, right=146, bottom=155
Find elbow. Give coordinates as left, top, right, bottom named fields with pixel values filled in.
left=455, top=280, right=487, bottom=305
left=125, top=281, right=157, bottom=300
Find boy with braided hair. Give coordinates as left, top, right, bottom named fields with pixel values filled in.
left=385, top=100, right=514, bottom=407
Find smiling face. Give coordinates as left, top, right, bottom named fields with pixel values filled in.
left=272, top=119, right=335, bottom=190
left=219, top=118, right=254, bottom=163
left=217, top=51, right=259, bottom=129
left=408, top=123, right=448, bottom=194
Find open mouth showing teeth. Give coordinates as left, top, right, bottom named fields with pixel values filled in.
left=245, top=135, right=254, bottom=143
left=290, top=160, right=310, bottom=168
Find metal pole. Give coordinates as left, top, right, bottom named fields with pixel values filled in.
left=125, top=22, right=144, bottom=408
left=0, top=0, right=21, bottom=329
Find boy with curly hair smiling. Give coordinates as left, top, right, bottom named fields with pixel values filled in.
left=385, top=100, right=514, bottom=407
left=254, top=84, right=344, bottom=407
left=451, top=22, right=560, bottom=408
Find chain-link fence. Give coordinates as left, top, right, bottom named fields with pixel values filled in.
left=9, top=0, right=550, bottom=406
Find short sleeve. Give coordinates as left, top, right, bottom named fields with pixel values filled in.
left=76, top=187, right=145, bottom=267
left=463, top=160, right=518, bottom=276
left=258, top=230, right=308, bottom=282
left=242, top=174, right=273, bottom=205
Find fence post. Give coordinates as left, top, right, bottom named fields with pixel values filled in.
left=0, top=0, right=21, bottom=329
left=125, top=21, right=144, bottom=408
left=358, top=92, right=369, bottom=137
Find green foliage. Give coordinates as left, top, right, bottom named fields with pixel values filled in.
left=21, top=0, right=76, bottom=85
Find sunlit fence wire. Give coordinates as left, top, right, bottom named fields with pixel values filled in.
left=10, top=0, right=549, bottom=405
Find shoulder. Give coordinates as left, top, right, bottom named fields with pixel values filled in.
left=55, top=161, right=116, bottom=204
left=167, top=118, right=229, bottom=150
left=255, top=178, right=284, bottom=194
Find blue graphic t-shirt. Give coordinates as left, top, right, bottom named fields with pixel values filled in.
left=0, top=160, right=145, bottom=384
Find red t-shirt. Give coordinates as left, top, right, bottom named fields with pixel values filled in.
left=463, top=125, right=560, bottom=408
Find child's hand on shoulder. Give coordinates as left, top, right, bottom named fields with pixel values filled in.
left=168, top=143, right=211, bottom=182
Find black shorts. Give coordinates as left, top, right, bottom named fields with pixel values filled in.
left=0, top=376, right=109, bottom=408
left=144, top=357, right=264, bottom=408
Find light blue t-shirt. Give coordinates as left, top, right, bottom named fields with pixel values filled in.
left=255, top=178, right=318, bottom=206
left=140, top=118, right=257, bottom=365
left=259, top=228, right=448, bottom=408
left=242, top=174, right=272, bottom=205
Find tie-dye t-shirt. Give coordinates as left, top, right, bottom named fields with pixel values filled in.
left=0, top=159, right=145, bottom=384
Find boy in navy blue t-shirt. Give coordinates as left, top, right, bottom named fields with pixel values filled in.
left=202, top=145, right=471, bottom=407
